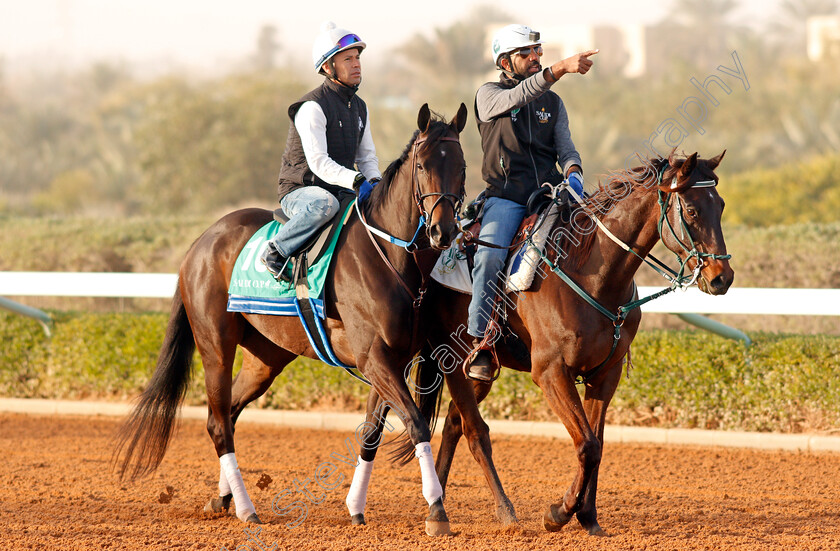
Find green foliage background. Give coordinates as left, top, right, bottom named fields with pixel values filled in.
left=2, top=311, right=839, bottom=433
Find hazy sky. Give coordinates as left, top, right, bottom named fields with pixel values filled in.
left=1, top=0, right=776, bottom=74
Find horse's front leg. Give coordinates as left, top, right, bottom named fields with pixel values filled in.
left=574, top=361, right=623, bottom=536
left=534, top=363, right=602, bottom=533
left=440, top=371, right=517, bottom=526
left=344, top=390, right=392, bottom=526
left=363, top=340, right=451, bottom=537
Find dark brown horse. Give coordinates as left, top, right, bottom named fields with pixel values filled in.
left=114, top=103, right=468, bottom=535
left=355, top=151, right=734, bottom=535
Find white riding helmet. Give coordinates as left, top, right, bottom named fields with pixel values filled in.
left=312, top=21, right=366, bottom=73
left=490, top=24, right=542, bottom=68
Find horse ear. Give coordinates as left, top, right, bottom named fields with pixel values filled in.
left=678, top=152, right=698, bottom=179
left=417, top=103, right=431, bottom=133
left=660, top=152, right=698, bottom=193
left=449, top=102, right=468, bottom=134
left=706, top=149, right=726, bottom=171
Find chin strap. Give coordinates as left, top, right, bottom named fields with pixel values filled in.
left=327, top=71, right=360, bottom=92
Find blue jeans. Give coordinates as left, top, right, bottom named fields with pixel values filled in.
left=468, top=196, right=527, bottom=338
left=268, top=186, right=339, bottom=257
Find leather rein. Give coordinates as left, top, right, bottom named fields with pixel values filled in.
left=357, top=134, right=463, bottom=308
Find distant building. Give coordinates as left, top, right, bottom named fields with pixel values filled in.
left=807, top=15, right=840, bottom=62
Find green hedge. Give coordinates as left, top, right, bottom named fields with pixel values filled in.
left=1, top=311, right=838, bottom=433
left=719, top=152, right=840, bottom=227
left=479, top=331, right=840, bottom=433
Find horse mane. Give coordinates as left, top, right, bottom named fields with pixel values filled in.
left=369, top=111, right=453, bottom=203
left=557, top=156, right=672, bottom=271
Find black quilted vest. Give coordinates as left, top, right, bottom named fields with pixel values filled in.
left=276, top=78, right=368, bottom=201
left=475, top=74, right=564, bottom=205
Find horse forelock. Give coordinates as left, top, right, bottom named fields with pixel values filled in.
left=374, top=116, right=457, bottom=205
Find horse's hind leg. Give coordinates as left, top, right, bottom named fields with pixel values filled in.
left=436, top=398, right=463, bottom=494
left=205, top=329, right=296, bottom=517
left=436, top=375, right=493, bottom=489
left=231, top=327, right=298, bottom=422
left=440, top=372, right=517, bottom=526
left=192, top=309, right=261, bottom=523
left=535, top=364, right=603, bottom=533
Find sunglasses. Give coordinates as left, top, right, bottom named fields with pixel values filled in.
left=316, top=34, right=363, bottom=68
left=514, top=45, right=543, bottom=57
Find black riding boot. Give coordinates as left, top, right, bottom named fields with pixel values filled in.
left=467, top=338, right=494, bottom=382
left=259, top=242, right=291, bottom=283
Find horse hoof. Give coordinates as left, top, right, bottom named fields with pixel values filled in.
left=244, top=513, right=262, bottom=524
left=496, top=502, right=518, bottom=526
left=425, top=498, right=451, bottom=536
left=576, top=512, right=605, bottom=536
left=587, top=523, right=606, bottom=536
left=204, top=494, right=232, bottom=514
left=543, top=503, right=573, bottom=532
left=425, top=519, right=451, bottom=536
left=350, top=513, right=366, bottom=526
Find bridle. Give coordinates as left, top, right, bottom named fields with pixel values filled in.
left=411, top=134, right=465, bottom=240
left=656, top=171, right=731, bottom=286
left=355, top=130, right=465, bottom=306
left=356, top=131, right=465, bottom=252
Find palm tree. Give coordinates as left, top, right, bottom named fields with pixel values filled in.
left=391, top=4, right=510, bottom=103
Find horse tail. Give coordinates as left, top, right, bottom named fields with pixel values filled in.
left=113, top=284, right=195, bottom=480
left=388, top=342, right=444, bottom=466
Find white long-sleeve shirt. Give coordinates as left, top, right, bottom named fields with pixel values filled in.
left=294, top=101, right=381, bottom=189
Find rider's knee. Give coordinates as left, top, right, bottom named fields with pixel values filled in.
left=309, top=193, right=339, bottom=221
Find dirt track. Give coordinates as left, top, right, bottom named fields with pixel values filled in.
left=3, top=412, right=840, bottom=550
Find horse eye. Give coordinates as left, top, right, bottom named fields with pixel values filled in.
left=686, top=207, right=698, bottom=218
left=416, top=163, right=424, bottom=171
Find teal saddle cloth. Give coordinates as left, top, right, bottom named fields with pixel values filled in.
left=226, top=202, right=354, bottom=317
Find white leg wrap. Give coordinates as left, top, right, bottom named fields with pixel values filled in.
left=345, top=457, right=374, bottom=516
left=219, top=452, right=256, bottom=521
left=219, top=465, right=231, bottom=497
left=415, top=442, right=442, bottom=506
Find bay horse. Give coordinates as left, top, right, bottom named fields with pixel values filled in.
left=114, top=103, right=468, bottom=536
left=354, top=151, right=734, bottom=535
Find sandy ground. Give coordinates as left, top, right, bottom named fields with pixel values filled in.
left=3, top=412, right=840, bottom=551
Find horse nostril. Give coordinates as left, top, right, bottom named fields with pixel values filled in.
left=711, top=273, right=731, bottom=292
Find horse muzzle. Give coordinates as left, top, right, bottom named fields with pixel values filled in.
left=698, top=260, right=734, bottom=295
left=428, top=220, right=458, bottom=250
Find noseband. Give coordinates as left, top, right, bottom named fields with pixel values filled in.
left=411, top=135, right=465, bottom=235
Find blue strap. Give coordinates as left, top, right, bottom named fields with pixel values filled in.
left=293, top=297, right=371, bottom=385
left=354, top=199, right=425, bottom=249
